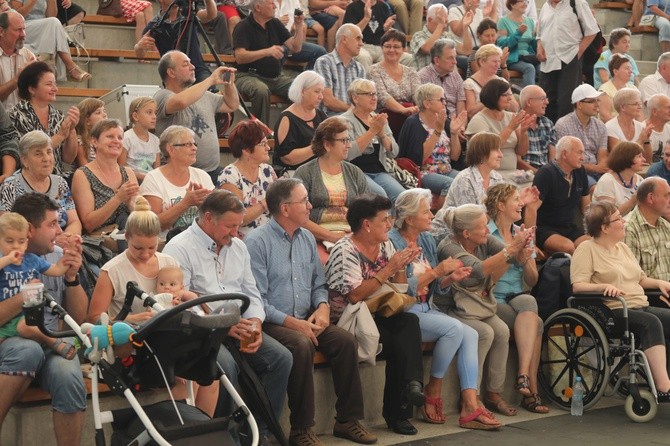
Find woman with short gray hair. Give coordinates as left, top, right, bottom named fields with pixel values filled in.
left=140, top=125, right=214, bottom=239
left=0, top=130, right=81, bottom=245
left=397, top=83, right=468, bottom=207
left=274, top=70, right=328, bottom=171
left=341, top=79, right=406, bottom=201
left=605, top=88, right=652, bottom=152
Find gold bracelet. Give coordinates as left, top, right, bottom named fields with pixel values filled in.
left=372, top=275, right=383, bottom=286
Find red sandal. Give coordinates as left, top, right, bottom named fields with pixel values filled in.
left=422, top=394, right=446, bottom=424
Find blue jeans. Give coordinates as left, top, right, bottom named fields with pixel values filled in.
left=365, top=172, right=406, bottom=202
left=656, top=16, right=670, bottom=42
left=287, top=42, right=327, bottom=70
left=421, top=170, right=458, bottom=196
left=408, top=303, right=479, bottom=390
left=508, top=60, right=537, bottom=88
left=216, top=334, right=292, bottom=422
left=0, top=337, right=86, bottom=413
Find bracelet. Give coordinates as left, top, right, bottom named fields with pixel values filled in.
left=502, top=248, right=513, bottom=263
left=433, top=130, right=441, bottom=137
left=64, top=274, right=80, bottom=287
left=501, top=65, right=508, bottom=69
left=372, top=275, right=384, bottom=286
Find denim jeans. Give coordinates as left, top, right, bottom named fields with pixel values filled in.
left=216, top=334, right=292, bottom=423
left=508, top=60, right=537, bottom=88
left=0, top=337, right=86, bottom=413
left=287, top=42, right=327, bottom=70
left=421, top=170, right=458, bottom=196
left=365, top=172, right=406, bottom=202
left=409, top=303, right=479, bottom=390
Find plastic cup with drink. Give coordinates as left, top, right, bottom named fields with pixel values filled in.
left=21, top=282, right=45, bottom=307
left=240, top=321, right=258, bottom=350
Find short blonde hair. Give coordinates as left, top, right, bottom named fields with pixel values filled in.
left=475, top=43, right=502, bottom=62
left=0, top=212, right=28, bottom=235
left=612, top=87, right=640, bottom=113
left=415, top=84, right=444, bottom=111
left=156, top=265, right=183, bottom=281
left=443, top=204, right=486, bottom=236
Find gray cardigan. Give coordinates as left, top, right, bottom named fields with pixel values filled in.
left=341, top=108, right=398, bottom=173
left=294, top=158, right=370, bottom=224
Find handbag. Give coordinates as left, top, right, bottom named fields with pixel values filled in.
left=97, top=0, right=123, bottom=17
left=640, top=14, right=657, bottom=26
left=365, top=281, right=416, bottom=318
left=336, top=302, right=382, bottom=365
left=385, top=157, right=418, bottom=189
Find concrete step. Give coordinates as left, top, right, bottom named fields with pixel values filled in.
left=594, top=7, right=630, bottom=34
left=628, top=33, right=662, bottom=63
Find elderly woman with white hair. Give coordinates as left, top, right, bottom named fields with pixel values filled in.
left=341, top=79, right=405, bottom=202
left=387, top=188, right=500, bottom=429
left=437, top=202, right=534, bottom=418
left=140, top=125, right=214, bottom=239
left=397, top=83, right=467, bottom=206
left=464, top=43, right=517, bottom=118
left=273, top=70, right=328, bottom=172
left=0, top=130, right=82, bottom=245
left=605, top=88, right=653, bottom=152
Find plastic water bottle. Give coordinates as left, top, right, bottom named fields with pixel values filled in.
left=571, top=377, right=584, bottom=416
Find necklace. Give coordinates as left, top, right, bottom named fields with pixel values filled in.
left=617, top=171, right=635, bottom=189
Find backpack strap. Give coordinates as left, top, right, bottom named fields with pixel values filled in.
left=569, top=0, right=585, bottom=38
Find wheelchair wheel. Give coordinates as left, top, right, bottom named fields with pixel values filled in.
left=625, top=389, right=657, bottom=423
left=539, top=309, right=610, bottom=411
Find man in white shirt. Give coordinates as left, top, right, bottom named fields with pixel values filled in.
left=640, top=53, right=670, bottom=108
left=0, top=11, right=36, bottom=110
left=537, top=0, right=599, bottom=123
left=645, top=93, right=670, bottom=164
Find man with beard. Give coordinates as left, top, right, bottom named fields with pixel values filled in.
left=154, top=50, right=239, bottom=184
left=0, top=10, right=36, bottom=110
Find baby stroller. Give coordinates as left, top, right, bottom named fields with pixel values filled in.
left=22, top=280, right=259, bottom=446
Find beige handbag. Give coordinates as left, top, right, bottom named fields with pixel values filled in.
left=365, top=282, right=416, bottom=318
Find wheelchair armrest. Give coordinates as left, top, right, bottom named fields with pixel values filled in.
left=644, top=289, right=670, bottom=309
left=568, top=293, right=628, bottom=311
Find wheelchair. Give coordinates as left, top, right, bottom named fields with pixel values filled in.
left=539, top=293, right=661, bottom=423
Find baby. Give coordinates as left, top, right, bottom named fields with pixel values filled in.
left=155, top=266, right=197, bottom=307
left=0, top=213, right=76, bottom=360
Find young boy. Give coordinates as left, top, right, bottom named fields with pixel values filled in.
left=0, top=213, right=75, bottom=359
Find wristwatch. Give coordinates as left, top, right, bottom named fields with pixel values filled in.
left=64, top=274, right=80, bottom=287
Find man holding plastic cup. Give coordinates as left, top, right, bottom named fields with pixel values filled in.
left=0, top=193, right=87, bottom=446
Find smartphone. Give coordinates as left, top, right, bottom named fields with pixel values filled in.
left=220, top=71, right=231, bottom=82
left=294, top=8, right=303, bottom=15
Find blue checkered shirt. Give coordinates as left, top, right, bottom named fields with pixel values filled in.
left=524, top=115, right=557, bottom=169
left=314, top=49, right=365, bottom=114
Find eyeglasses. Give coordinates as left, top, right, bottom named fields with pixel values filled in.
left=331, top=137, right=353, bottom=144
left=284, top=197, right=310, bottom=206
left=431, top=97, right=448, bottom=104
left=606, top=216, right=624, bottom=225
left=256, top=140, right=270, bottom=147
left=357, top=91, right=378, bottom=97
left=530, top=96, right=548, bottom=101
left=580, top=99, right=598, bottom=104
left=172, top=142, right=197, bottom=148
left=626, top=101, right=643, bottom=107
left=382, top=44, right=404, bottom=50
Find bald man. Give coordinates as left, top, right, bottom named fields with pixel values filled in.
left=0, top=10, right=36, bottom=109
left=517, top=85, right=556, bottom=173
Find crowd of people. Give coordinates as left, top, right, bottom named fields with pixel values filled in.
left=1, top=0, right=670, bottom=445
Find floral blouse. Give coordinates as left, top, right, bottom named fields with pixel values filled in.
left=325, top=236, right=395, bottom=324
left=218, top=163, right=277, bottom=237
left=418, top=117, right=454, bottom=176
left=368, top=63, right=421, bottom=108
left=10, top=100, right=67, bottom=177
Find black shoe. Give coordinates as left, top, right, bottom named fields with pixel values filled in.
left=385, top=418, right=418, bottom=435
left=401, top=380, right=425, bottom=408
left=658, top=390, right=670, bottom=402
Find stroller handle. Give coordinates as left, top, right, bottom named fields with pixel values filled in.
left=129, top=292, right=251, bottom=343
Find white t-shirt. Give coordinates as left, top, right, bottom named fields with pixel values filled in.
left=649, top=123, right=670, bottom=162
left=123, top=129, right=160, bottom=174
left=593, top=171, right=642, bottom=208
left=605, top=118, right=645, bottom=143
left=140, top=166, right=214, bottom=238
left=448, top=6, right=484, bottom=46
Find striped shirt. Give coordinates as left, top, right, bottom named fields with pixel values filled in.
left=314, top=49, right=365, bottom=115
left=624, top=206, right=670, bottom=281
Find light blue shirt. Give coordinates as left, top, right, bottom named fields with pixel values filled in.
left=163, top=219, right=265, bottom=320
left=487, top=220, right=525, bottom=303
left=244, top=219, right=328, bottom=326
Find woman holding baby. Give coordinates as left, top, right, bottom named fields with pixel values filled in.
left=87, top=196, right=217, bottom=416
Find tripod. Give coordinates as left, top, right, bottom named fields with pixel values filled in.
left=152, top=0, right=272, bottom=134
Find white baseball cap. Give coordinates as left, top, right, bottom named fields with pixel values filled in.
left=571, top=84, right=604, bottom=104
